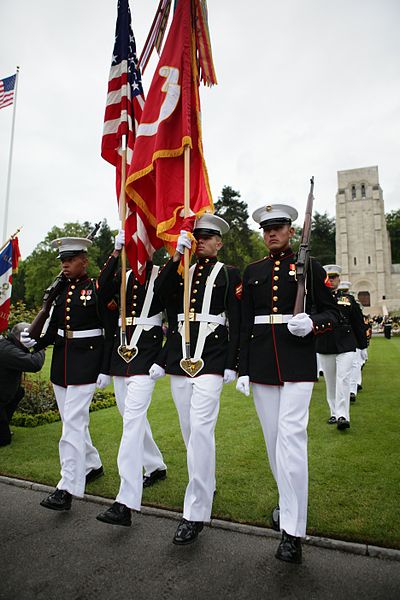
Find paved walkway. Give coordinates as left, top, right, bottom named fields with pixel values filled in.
left=0, top=478, right=399, bottom=600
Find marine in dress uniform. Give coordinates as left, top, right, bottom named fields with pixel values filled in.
left=96, top=231, right=167, bottom=527
left=236, top=205, right=339, bottom=564
left=316, top=267, right=368, bottom=429
left=21, top=238, right=111, bottom=511
left=338, top=281, right=368, bottom=403
left=154, top=214, right=241, bottom=545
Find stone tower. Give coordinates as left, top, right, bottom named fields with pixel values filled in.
left=335, top=166, right=393, bottom=314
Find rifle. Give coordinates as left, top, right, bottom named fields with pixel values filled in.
left=293, top=177, right=314, bottom=315
left=28, top=222, right=101, bottom=340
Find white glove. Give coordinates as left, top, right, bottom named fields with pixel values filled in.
left=176, top=231, right=192, bottom=254
left=114, top=229, right=125, bottom=250
left=223, top=369, right=236, bottom=384
left=236, top=375, right=250, bottom=397
left=96, top=374, right=111, bottom=389
left=20, top=328, right=37, bottom=348
left=287, top=313, right=314, bottom=337
left=360, top=348, right=368, bottom=362
left=149, top=363, right=165, bottom=380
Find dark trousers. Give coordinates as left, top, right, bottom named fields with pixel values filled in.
left=0, top=387, right=24, bottom=445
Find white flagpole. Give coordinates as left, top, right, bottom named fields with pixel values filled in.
left=3, top=66, right=20, bottom=244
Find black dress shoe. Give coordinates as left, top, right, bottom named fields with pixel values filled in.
left=327, top=416, right=337, bottom=424
left=275, top=530, right=302, bottom=564
left=357, top=384, right=363, bottom=391
left=173, top=519, right=204, bottom=545
left=350, top=393, right=356, bottom=403
left=85, top=466, right=104, bottom=485
left=40, top=489, right=72, bottom=511
left=143, top=469, right=167, bottom=488
left=96, top=502, right=132, bottom=527
left=337, top=416, right=350, bottom=430
left=271, top=505, right=280, bottom=532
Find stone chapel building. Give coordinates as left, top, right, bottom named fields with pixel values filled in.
left=335, top=165, right=400, bottom=315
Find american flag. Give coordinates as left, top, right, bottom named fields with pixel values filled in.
left=102, top=0, right=159, bottom=280
left=0, top=74, right=16, bottom=110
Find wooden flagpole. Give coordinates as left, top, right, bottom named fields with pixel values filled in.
left=0, top=226, right=22, bottom=254
left=183, top=144, right=191, bottom=361
left=119, top=134, right=128, bottom=347
left=116, top=135, right=137, bottom=363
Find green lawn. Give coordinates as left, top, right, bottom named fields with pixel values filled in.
left=1, top=337, right=399, bottom=549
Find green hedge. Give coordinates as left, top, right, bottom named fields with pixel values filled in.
left=11, top=388, right=116, bottom=428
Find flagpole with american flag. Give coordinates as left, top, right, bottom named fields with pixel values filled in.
left=101, top=0, right=149, bottom=359
left=1, top=66, right=20, bottom=244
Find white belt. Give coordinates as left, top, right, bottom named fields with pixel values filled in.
left=118, top=315, right=162, bottom=327
left=57, top=328, right=103, bottom=339
left=254, top=314, right=293, bottom=325
left=178, top=312, right=226, bottom=326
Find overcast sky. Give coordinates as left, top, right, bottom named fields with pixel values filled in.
left=1, top=0, right=399, bottom=258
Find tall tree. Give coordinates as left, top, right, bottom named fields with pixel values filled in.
left=386, top=209, right=400, bottom=264
left=309, top=212, right=336, bottom=265
left=94, top=220, right=115, bottom=269
left=214, top=186, right=264, bottom=272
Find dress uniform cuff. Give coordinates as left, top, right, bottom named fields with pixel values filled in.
left=312, top=318, right=334, bottom=336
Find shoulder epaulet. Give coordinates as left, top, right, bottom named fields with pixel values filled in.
left=249, top=256, right=268, bottom=266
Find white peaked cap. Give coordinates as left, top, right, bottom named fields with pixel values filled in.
left=252, top=204, right=298, bottom=228
left=338, top=281, right=352, bottom=290
left=193, top=214, right=230, bottom=235
left=51, top=237, right=92, bottom=259
left=323, top=264, right=342, bottom=275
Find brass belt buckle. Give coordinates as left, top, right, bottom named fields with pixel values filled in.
left=65, top=330, right=73, bottom=339
left=273, top=314, right=283, bottom=325
left=188, top=312, right=196, bottom=322
left=125, top=317, right=132, bottom=326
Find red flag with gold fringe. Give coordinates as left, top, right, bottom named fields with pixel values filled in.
left=125, top=0, right=217, bottom=275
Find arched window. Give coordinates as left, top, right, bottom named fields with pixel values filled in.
left=351, top=185, right=356, bottom=199
left=354, top=257, right=357, bottom=265
left=361, top=184, right=366, bottom=198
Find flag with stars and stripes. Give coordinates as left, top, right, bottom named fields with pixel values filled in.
left=0, top=74, right=16, bottom=110
left=102, top=0, right=161, bottom=281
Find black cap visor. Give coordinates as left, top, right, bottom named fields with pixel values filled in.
left=193, top=228, right=222, bottom=239
left=260, top=217, right=292, bottom=230
left=58, top=250, right=87, bottom=260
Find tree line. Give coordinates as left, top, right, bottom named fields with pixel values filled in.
left=11, top=186, right=400, bottom=311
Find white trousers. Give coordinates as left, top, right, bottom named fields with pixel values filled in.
left=113, top=376, right=166, bottom=476
left=316, top=353, right=323, bottom=376
left=252, top=382, right=313, bottom=538
left=53, top=383, right=102, bottom=498
left=116, top=375, right=165, bottom=510
left=319, top=352, right=355, bottom=420
left=170, top=374, right=223, bottom=522
left=349, top=348, right=363, bottom=395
